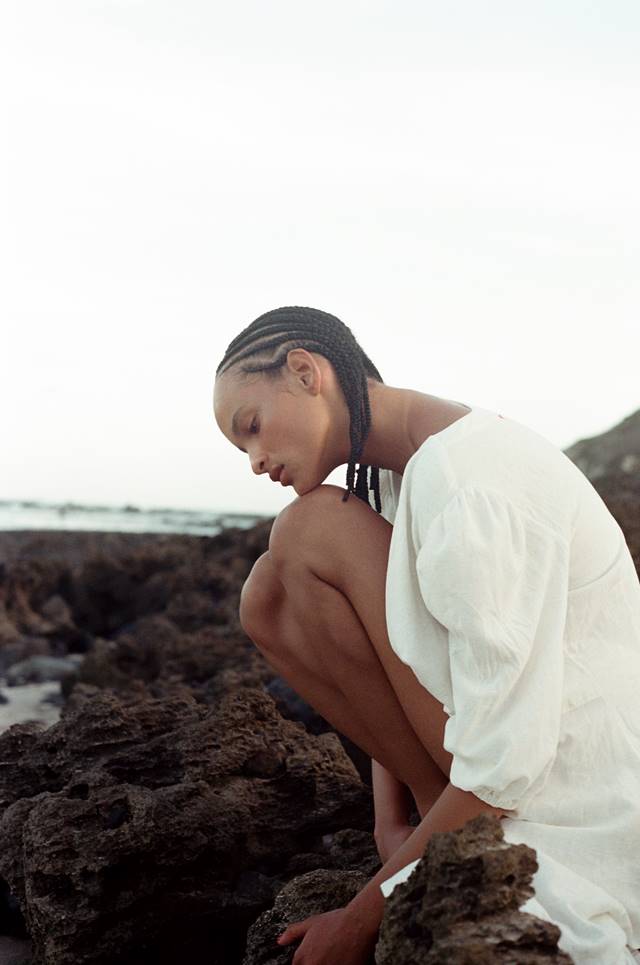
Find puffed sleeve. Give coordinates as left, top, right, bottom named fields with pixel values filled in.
left=416, top=487, right=571, bottom=811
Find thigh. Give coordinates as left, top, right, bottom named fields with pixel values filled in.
left=269, top=485, right=452, bottom=779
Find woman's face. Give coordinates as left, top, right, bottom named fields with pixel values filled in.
left=213, top=350, right=349, bottom=496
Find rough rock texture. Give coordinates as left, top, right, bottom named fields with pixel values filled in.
left=243, top=868, right=372, bottom=965
left=375, top=813, right=573, bottom=964
left=0, top=686, right=373, bottom=964
left=0, top=524, right=373, bottom=786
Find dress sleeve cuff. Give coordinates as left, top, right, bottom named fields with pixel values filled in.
left=453, top=780, right=520, bottom=812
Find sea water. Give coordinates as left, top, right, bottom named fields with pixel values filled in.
left=0, top=499, right=268, bottom=536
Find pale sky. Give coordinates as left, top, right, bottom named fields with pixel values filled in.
left=2, top=1, right=639, bottom=517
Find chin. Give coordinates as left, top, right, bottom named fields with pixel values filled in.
left=293, top=475, right=316, bottom=497
left=292, top=463, right=331, bottom=498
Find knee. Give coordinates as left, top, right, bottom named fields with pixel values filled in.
left=238, top=551, right=282, bottom=645
left=268, top=484, right=347, bottom=570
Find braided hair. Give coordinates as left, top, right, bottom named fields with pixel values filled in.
left=216, top=306, right=384, bottom=512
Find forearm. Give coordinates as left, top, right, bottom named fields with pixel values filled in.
left=371, top=759, right=413, bottom=831
left=349, top=782, right=506, bottom=927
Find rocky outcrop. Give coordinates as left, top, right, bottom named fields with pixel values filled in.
left=564, top=407, right=640, bottom=567
left=0, top=685, right=373, bottom=965
left=564, top=408, right=640, bottom=485
left=375, top=813, right=573, bottom=964
left=242, top=868, right=371, bottom=965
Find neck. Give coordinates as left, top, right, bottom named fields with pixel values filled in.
left=356, top=381, right=464, bottom=475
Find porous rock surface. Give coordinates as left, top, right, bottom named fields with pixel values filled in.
left=242, top=867, right=371, bottom=965
left=0, top=685, right=373, bottom=964
left=375, top=813, right=573, bottom=964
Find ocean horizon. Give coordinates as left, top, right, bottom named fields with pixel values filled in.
left=0, top=499, right=269, bottom=537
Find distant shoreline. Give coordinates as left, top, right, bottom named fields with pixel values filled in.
left=0, top=500, right=269, bottom=538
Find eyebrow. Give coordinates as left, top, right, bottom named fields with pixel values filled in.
left=231, top=408, right=247, bottom=453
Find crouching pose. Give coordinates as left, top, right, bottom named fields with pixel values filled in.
left=213, top=305, right=640, bottom=965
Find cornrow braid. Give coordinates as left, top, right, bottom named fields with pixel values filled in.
left=216, top=306, right=383, bottom=512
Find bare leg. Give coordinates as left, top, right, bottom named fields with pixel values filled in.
left=240, top=485, right=452, bottom=818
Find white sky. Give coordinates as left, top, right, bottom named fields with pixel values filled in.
left=2, top=1, right=639, bottom=517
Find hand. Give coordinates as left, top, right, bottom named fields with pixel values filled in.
left=374, top=822, right=415, bottom=865
left=276, top=904, right=379, bottom=964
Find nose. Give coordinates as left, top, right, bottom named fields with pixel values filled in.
left=250, top=452, right=267, bottom=476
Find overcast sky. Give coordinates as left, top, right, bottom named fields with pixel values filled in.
left=2, top=1, right=639, bottom=517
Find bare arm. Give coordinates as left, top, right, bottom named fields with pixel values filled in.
left=349, top=782, right=509, bottom=931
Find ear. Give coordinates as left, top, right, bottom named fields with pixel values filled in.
left=285, top=348, right=322, bottom=393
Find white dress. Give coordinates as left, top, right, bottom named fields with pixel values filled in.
left=376, top=404, right=640, bottom=965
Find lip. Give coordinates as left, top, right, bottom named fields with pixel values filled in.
left=270, top=465, right=284, bottom=483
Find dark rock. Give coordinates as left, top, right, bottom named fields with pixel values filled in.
left=0, top=559, right=72, bottom=641
left=243, top=867, right=371, bottom=965
left=375, top=813, right=573, bottom=964
left=564, top=407, right=640, bottom=569
left=264, top=677, right=373, bottom=786
left=0, top=686, right=372, bottom=964
left=564, top=408, right=640, bottom=485
left=281, top=827, right=381, bottom=879
left=264, top=677, right=327, bottom=734
left=68, top=617, right=274, bottom=708
left=0, top=877, right=29, bottom=938
left=0, top=638, right=51, bottom=676
left=0, top=936, right=33, bottom=965
left=70, top=557, right=141, bottom=636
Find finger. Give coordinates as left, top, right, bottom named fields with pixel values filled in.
left=277, top=919, right=309, bottom=945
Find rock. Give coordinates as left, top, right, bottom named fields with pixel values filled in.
left=0, top=686, right=373, bottom=964
left=375, top=813, right=573, bottom=964
left=264, top=677, right=373, bottom=786
left=265, top=677, right=327, bottom=733
left=0, top=877, right=29, bottom=938
left=68, top=617, right=274, bottom=708
left=563, top=407, right=640, bottom=568
left=0, top=936, right=33, bottom=965
left=0, top=601, right=20, bottom=647
left=282, top=827, right=381, bottom=879
left=0, top=560, right=71, bottom=640
left=70, top=557, right=141, bottom=636
left=5, top=656, right=83, bottom=687
left=564, top=408, right=640, bottom=486
left=39, top=595, right=73, bottom=626
left=243, top=868, right=371, bottom=965
left=0, top=638, right=51, bottom=676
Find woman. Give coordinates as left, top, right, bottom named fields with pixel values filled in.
left=213, top=306, right=640, bottom=965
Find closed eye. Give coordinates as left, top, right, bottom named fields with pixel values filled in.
left=249, top=417, right=259, bottom=434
